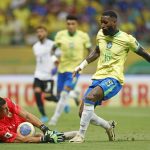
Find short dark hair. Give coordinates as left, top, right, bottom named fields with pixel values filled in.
left=66, top=15, right=78, bottom=21
left=102, top=10, right=117, bottom=19
left=0, top=97, right=6, bottom=108
left=36, top=25, right=47, bottom=32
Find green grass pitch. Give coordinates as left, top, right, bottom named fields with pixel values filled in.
left=1, top=106, right=150, bottom=150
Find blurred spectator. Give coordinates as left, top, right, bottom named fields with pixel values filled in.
left=10, top=0, right=27, bottom=9
left=0, top=0, right=150, bottom=46
left=30, top=0, right=48, bottom=16
left=0, top=0, right=11, bottom=11
left=13, top=3, right=30, bottom=29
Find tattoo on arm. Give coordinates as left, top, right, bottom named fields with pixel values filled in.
left=135, top=46, right=150, bottom=62
left=86, top=46, right=100, bottom=63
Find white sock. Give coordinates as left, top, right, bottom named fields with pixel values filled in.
left=50, top=91, right=69, bottom=122
left=64, top=131, right=78, bottom=140
left=79, top=104, right=94, bottom=137
left=65, top=96, right=70, bottom=108
left=90, top=113, right=111, bottom=129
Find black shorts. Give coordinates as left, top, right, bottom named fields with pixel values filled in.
left=33, top=78, right=54, bottom=94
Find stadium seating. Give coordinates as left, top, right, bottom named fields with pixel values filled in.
left=0, top=0, right=150, bottom=46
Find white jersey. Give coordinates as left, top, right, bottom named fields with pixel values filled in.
left=33, top=39, right=55, bottom=80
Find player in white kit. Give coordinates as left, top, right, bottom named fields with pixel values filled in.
left=33, top=26, right=58, bottom=123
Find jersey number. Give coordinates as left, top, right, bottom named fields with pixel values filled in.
left=104, top=50, right=112, bottom=62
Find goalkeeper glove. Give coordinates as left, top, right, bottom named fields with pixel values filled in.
left=41, top=130, right=65, bottom=143
left=40, top=124, right=65, bottom=143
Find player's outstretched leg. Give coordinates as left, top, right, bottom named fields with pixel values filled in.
left=90, top=113, right=117, bottom=141
left=45, top=95, right=58, bottom=103
left=34, top=92, right=48, bottom=123
left=48, top=90, right=69, bottom=125
left=63, top=131, right=78, bottom=140
left=69, top=103, right=95, bottom=143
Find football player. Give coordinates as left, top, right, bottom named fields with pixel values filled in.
left=70, top=10, right=150, bottom=143
left=0, top=97, right=77, bottom=143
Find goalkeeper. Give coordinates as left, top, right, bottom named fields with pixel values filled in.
left=0, top=97, right=77, bottom=143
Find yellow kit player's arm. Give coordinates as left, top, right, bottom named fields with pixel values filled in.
left=135, top=46, right=150, bottom=62
left=73, top=46, right=100, bottom=77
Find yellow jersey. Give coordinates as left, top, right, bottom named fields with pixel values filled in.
left=92, top=29, right=140, bottom=85
left=55, top=29, right=91, bottom=73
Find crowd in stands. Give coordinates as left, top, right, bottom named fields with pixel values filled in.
left=0, top=0, right=150, bottom=46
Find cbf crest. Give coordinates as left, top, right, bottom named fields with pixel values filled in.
left=106, top=41, right=112, bottom=49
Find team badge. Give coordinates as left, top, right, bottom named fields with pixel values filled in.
left=106, top=41, right=112, bottom=49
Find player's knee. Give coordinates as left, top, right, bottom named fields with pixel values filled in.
left=86, top=91, right=102, bottom=102
left=85, top=93, right=97, bottom=102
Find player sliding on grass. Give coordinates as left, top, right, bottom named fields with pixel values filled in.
left=0, top=97, right=77, bottom=143
left=69, top=10, right=150, bottom=143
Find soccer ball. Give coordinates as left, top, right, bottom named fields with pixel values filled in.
left=17, top=122, right=35, bottom=137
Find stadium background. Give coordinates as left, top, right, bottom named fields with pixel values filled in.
left=0, top=0, right=150, bottom=74
left=0, top=1, right=150, bottom=149
left=0, top=0, right=150, bottom=105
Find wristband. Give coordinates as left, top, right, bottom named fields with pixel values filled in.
left=40, top=124, right=49, bottom=133
left=78, top=60, right=88, bottom=70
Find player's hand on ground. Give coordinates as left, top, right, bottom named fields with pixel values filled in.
left=41, top=130, right=65, bottom=143
left=53, top=131, right=65, bottom=142
left=46, top=130, right=64, bottom=143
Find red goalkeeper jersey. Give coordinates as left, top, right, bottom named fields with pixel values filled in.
left=0, top=98, right=26, bottom=143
